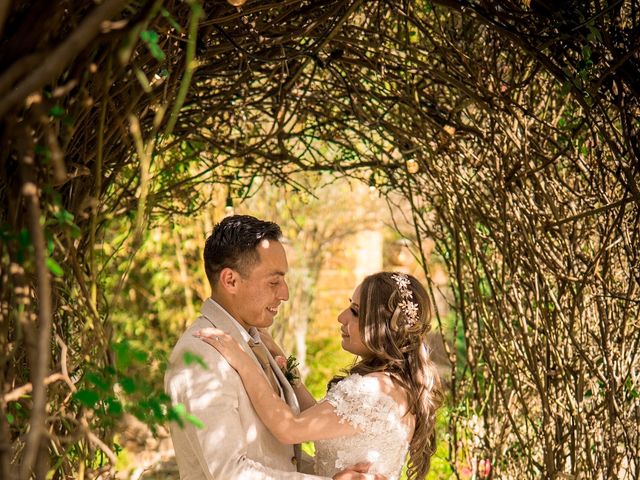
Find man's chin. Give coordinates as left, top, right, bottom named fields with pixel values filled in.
left=256, top=316, right=274, bottom=328
left=240, top=317, right=273, bottom=330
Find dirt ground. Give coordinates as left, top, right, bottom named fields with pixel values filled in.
left=116, top=414, right=178, bottom=480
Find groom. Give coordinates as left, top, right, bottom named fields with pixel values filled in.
left=165, top=215, right=376, bottom=479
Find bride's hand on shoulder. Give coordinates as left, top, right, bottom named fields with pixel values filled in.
left=195, top=328, right=248, bottom=371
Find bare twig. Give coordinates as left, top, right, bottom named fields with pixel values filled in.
left=17, top=130, right=52, bottom=480
left=0, top=0, right=131, bottom=118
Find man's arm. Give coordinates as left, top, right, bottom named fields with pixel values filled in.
left=167, top=337, right=331, bottom=479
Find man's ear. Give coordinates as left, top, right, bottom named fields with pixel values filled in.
left=218, top=268, right=239, bottom=293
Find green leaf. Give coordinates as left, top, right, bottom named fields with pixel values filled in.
left=49, top=105, right=65, bottom=117
left=86, top=372, right=111, bottom=392
left=113, top=340, right=133, bottom=371
left=18, top=229, right=30, bottom=248
left=105, top=397, right=123, bottom=416
left=113, top=442, right=123, bottom=455
left=69, top=224, right=81, bottom=238
left=185, top=413, right=204, bottom=429
left=46, top=257, right=64, bottom=277
left=35, top=144, right=51, bottom=160
left=147, top=397, right=164, bottom=419
left=168, top=403, right=186, bottom=428
left=53, top=209, right=75, bottom=224
left=140, top=30, right=158, bottom=43
left=157, top=392, right=171, bottom=403
left=6, top=413, right=14, bottom=424
left=74, top=389, right=100, bottom=408
left=169, top=399, right=203, bottom=428
left=46, top=236, right=54, bottom=255
left=149, top=43, right=166, bottom=61
left=183, top=351, right=208, bottom=370
left=120, top=377, right=137, bottom=394
left=133, top=349, right=148, bottom=363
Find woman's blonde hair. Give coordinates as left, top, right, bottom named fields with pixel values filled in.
left=330, top=272, right=443, bottom=479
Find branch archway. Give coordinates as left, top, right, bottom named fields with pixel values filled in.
left=1, top=1, right=638, bottom=478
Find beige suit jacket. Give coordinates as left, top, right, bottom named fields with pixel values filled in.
left=165, top=299, right=330, bottom=479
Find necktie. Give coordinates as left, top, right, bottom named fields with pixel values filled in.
left=248, top=339, right=281, bottom=395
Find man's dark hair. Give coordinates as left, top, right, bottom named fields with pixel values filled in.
left=203, top=215, right=282, bottom=286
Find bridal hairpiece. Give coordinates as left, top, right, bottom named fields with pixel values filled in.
left=391, top=273, right=419, bottom=326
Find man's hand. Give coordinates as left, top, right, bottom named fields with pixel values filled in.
left=332, top=462, right=387, bottom=480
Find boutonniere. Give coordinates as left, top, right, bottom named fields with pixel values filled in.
left=275, top=355, right=301, bottom=387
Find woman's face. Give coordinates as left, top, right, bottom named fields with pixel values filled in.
left=337, top=283, right=371, bottom=357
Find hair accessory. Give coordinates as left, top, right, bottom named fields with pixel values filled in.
left=391, top=273, right=419, bottom=326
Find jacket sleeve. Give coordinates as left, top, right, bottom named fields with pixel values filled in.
left=166, top=337, right=331, bottom=480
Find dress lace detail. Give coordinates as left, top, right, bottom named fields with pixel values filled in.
left=314, top=374, right=410, bottom=480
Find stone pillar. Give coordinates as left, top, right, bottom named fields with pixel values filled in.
left=353, top=229, right=383, bottom=284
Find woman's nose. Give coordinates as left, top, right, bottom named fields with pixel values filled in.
left=337, top=310, right=347, bottom=325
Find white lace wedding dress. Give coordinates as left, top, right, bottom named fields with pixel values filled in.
left=313, top=374, right=411, bottom=480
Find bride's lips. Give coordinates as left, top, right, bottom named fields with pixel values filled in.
left=341, top=329, right=349, bottom=338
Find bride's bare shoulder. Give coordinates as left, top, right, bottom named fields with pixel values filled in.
left=363, top=372, right=410, bottom=408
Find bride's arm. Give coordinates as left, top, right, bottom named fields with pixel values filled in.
left=197, top=328, right=359, bottom=445
left=235, top=362, right=357, bottom=444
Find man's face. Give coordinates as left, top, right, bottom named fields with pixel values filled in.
left=233, top=239, right=289, bottom=330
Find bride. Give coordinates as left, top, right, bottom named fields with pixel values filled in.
left=196, top=272, right=442, bottom=480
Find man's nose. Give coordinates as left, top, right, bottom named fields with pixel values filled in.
left=279, top=280, right=289, bottom=301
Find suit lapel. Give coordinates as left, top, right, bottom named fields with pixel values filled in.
left=200, top=299, right=287, bottom=399
left=199, top=298, right=303, bottom=470
left=264, top=346, right=303, bottom=467
left=200, top=299, right=264, bottom=371
left=267, top=354, right=300, bottom=413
